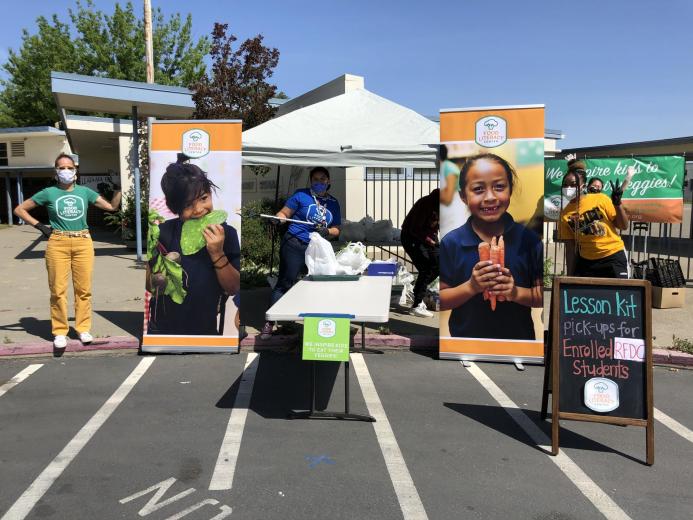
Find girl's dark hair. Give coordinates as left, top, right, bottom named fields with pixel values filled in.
left=439, top=144, right=448, bottom=162
left=161, top=155, right=218, bottom=215
left=54, top=153, right=76, bottom=168
left=459, top=153, right=518, bottom=194
left=587, top=177, right=602, bottom=187
left=309, top=166, right=330, bottom=179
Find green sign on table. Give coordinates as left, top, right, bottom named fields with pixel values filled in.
left=302, top=316, right=350, bottom=362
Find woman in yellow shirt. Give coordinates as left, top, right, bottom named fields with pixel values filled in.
left=558, top=159, right=629, bottom=278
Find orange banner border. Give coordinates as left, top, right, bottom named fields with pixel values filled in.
left=150, top=121, right=242, bottom=152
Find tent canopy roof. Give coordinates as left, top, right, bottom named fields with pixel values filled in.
left=242, top=89, right=438, bottom=168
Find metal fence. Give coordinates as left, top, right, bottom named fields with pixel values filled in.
left=544, top=202, right=693, bottom=287
left=363, top=167, right=438, bottom=271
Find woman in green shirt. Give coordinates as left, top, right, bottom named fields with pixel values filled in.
left=14, top=154, right=122, bottom=350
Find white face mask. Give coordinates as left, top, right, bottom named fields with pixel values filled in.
left=56, top=168, right=76, bottom=184
left=562, top=186, right=577, bottom=200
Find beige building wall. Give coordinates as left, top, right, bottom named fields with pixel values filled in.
left=5, top=134, right=70, bottom=169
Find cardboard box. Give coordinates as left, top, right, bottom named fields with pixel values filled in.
left=651, top=286, right=685, bottom=309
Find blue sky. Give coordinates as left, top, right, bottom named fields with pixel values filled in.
left=0, top=0, right=691, bottom=148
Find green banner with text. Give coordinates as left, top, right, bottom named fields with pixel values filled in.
left=544, top=156, right=684, bottom=223
left=302, top=316, right=350, bottom=362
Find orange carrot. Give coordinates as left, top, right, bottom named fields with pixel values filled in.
left=478, top=241, right=490, bottom=301
left=497, top=235, right=506, bottom=302
left=490, top=236, right=499, bottom=311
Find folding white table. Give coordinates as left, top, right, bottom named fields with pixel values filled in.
left=266, top=275, right=392, bottom=421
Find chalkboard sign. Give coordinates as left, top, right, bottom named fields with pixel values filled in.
left=542, top=277, right=654, bottom=465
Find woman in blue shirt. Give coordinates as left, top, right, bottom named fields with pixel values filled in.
left=260, top=167, right=341, bottom=338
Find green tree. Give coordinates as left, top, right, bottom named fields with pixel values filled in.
left=191, top=23, right=280, bottom=129
left=0, top=0, right=209, bottom=127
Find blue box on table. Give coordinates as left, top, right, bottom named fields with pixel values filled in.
left=367, top=262, right=397, bottom=276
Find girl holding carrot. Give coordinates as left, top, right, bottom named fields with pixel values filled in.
left=439, top=153, right=543, bottom=339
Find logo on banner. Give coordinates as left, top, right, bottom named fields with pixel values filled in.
left=317, top=319, right=336, bottom=338
left=56, top=195, right=85, bottom=221
left=475, top=116, right=507, bottom=148
left=584, top=377, right=620, bottom=413
left=182, top=129, right=210, bottom=158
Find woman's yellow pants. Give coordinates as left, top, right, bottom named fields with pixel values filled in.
left=45, top=234, right=95, bottom=336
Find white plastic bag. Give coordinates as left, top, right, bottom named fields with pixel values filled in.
left=336, top=242, right=371, bottom=275
left=305, top=232, right=338, bottom=275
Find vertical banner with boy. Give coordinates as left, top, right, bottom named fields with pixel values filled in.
left=142, top=120, right=242, bottom=352
left=439, top=106, right=545, bottom=363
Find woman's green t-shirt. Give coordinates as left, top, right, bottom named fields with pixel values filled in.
left=31, top=185, right=99, bottom=231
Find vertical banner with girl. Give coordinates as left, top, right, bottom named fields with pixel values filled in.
left=142, top=120, right=242, bottom=353
left=439, top=106, right=545, bottom=363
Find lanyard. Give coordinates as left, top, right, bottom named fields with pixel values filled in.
left=310, top=190, right=329, bottom=225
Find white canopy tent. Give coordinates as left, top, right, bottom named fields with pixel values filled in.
left=242, top=89, right=438, bottom=168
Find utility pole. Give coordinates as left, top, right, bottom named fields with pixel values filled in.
left=144, top=0, right=154, bottom=83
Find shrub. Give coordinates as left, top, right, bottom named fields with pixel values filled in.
left=240, top=197, right=284, bottom=287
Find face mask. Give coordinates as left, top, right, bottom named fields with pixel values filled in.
left=56, top=168, right=76, bottom=184
left=311, top=182, right=329, bottom=194
left=562, top=187, right=577, bottom=200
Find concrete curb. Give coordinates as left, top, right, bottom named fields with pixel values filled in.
left=653, top=348, right=693, bottom=367
left=2, top=335, right=691, bottom=366
left=0, top=336, right=139, bottom=357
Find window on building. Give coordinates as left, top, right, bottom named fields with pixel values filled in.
left=0, top=143, right=8, bottom=166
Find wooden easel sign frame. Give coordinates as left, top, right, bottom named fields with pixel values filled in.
left=542, top=276, right=654, bottom=465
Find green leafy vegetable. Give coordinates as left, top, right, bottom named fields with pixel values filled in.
left=180, top=210, right=228, bottom=255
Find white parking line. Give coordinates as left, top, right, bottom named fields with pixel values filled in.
left=351, top=353, right=428, bottom=520
left=655, top=407, right=693, bottom=443
left=209, top=352, right=259, bottom=491
left=464, top=362, right=632, bottom=520
left=1, top=357, right=155, bottom=520
left=0, top=364, right=43, bottom=398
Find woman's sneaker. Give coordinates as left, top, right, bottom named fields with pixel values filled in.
left=79, top=332, right=93, bottom=345
left=259, top=322, right=273, bottom=340
left=411, top=302, right=434, bottom=318
left=53, top=335, right=67, bottom=349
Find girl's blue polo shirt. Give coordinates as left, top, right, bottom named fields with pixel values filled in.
left=285, top=188, right=341, bottom=243
left=440, top=214, right=543, bottom=340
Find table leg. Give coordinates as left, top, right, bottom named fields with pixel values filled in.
left=288, top=359, right=374, bottom=422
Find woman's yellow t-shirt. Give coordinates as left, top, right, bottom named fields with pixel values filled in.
left=558, top=193, right=624, bottom=260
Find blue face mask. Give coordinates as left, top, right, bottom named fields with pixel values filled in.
left=311, top=182, right=329, bottom=193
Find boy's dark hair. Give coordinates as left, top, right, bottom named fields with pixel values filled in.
left=309, top=166, right=330, bottom=179
left=54, top=153, right=76, bottom=168
left=161, top=155, right=219, bottom=215
left=459, top=153, right=518, bottom=194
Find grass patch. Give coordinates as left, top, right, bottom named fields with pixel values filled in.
left=671, top=335, right=693, bottom=355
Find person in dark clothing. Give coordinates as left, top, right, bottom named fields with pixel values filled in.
left=400, top=188, right=440, bottom=317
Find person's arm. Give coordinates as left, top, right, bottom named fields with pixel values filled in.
left=614, top=204, right=629, bottom=230
left=491, top=269, right=543, bottom=308
left=439, top=260, right=499, bottom=310
left=204, top=224, right=240, bottom=295
left=440, top=174, right=459, bottom=206
left=93, top=190, right=122, bottom=212
left=275, top=205, right=295, bottom=220
left=13, top=198, right=40, bottom=226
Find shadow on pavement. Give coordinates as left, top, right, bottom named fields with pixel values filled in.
left=444, top=403, right=645, bottom=464
left=0, top=316, right=54, bottom=341
left=94, top=310, right=144, bottom=338
left=216, top=352, right=341, bottom=419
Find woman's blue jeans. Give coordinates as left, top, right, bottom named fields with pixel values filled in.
left=270, top=234, right=309, bottom=307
